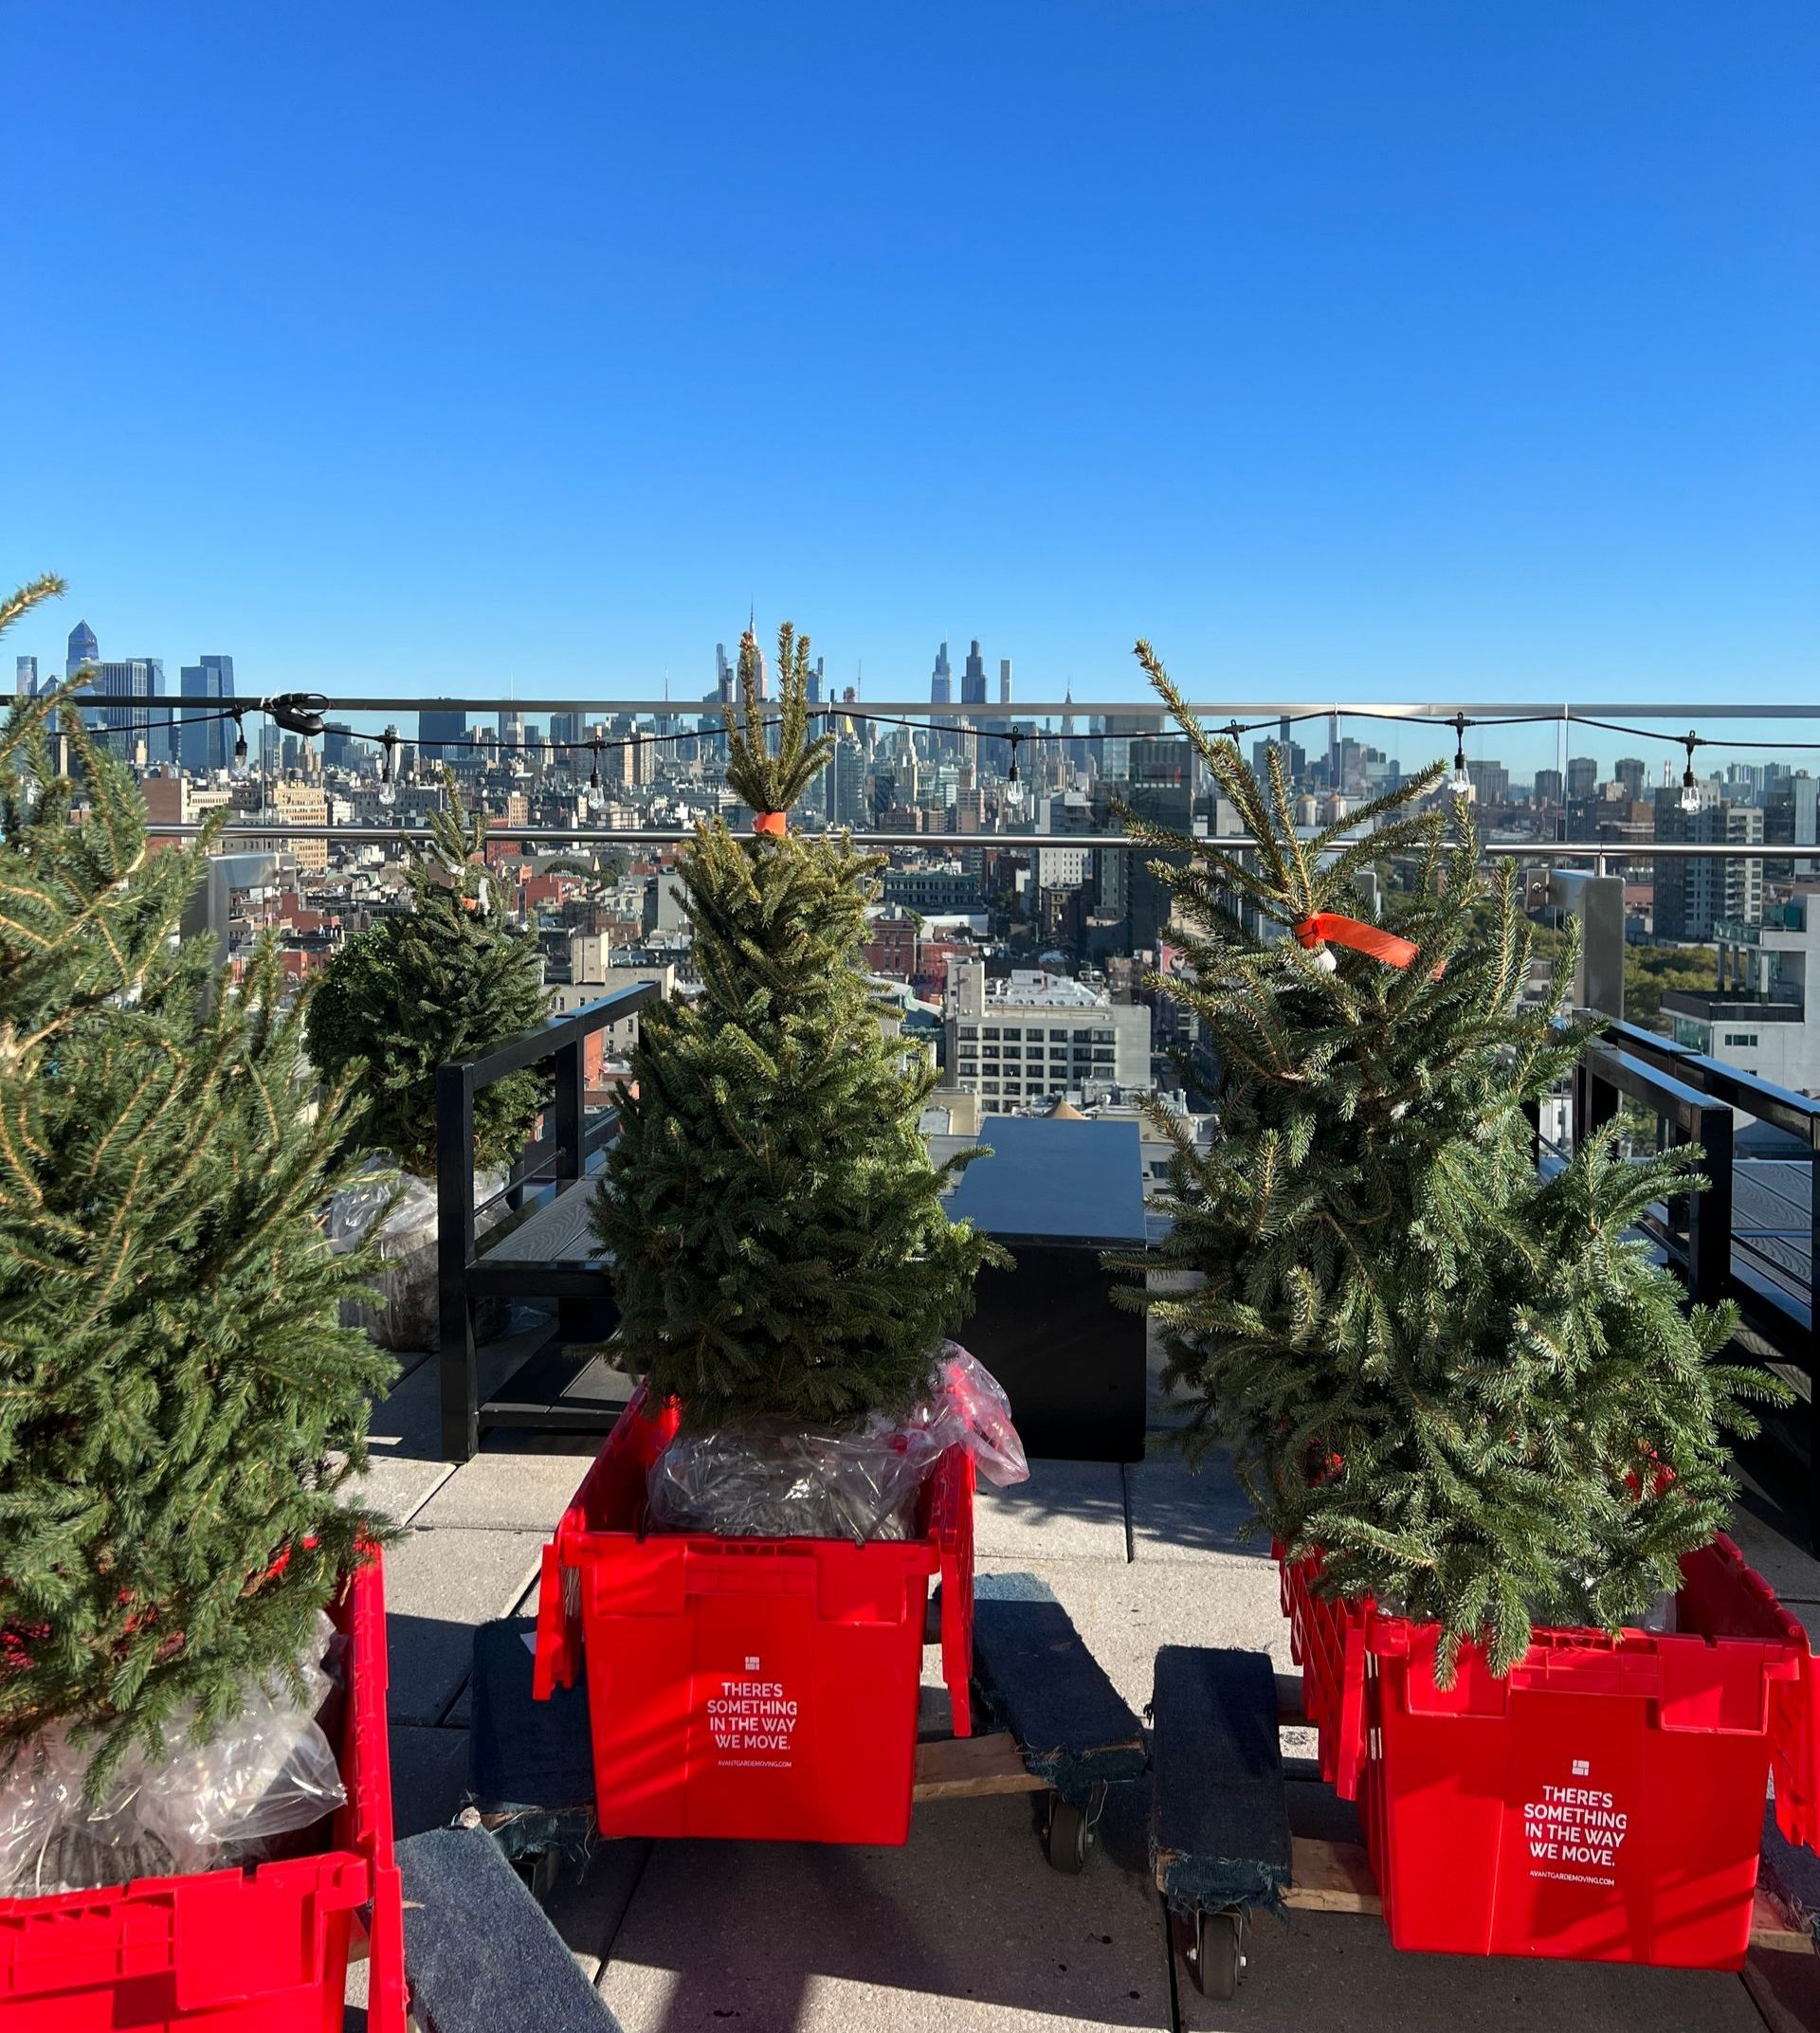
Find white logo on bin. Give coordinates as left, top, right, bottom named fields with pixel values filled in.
left=745, top=1655, right=760, bottom=1672
left=1522, top=1762, right=1629, bottom=1884
left=707, top=1672, right=799, bottom=1766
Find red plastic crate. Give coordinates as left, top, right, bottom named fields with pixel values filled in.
left=534, top=1388, right=974, bottom=1845
left=0, top=1550, right=405, bottom=2032
left=1279, top=1538, right=1819, bottom=1967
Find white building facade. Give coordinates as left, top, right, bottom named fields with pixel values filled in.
left=943, top=958, right=1150, bottom=1108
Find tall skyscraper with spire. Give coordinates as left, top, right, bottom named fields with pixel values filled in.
left=961, top=640, right=987, bottom=707
left=930, top=641, right=951, bottom=708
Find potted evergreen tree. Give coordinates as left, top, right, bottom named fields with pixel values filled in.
left=0, top=572, right=405, bottom=2025
left=592, top=622, right=1003, bottom=1435
left=309, top=770, right=549, bottom=1348
left=1117, top=640, right=1812, bottom=1967
left=534, top=623, right=1007, bottom=1846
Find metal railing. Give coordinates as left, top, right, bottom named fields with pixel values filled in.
left=1568, top=1018, right=1820, bottom=1541
left=436, top=980, right=660, bottom=1460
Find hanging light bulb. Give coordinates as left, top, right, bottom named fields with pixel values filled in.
left=229, top=711, right=249, bottom=779
left=589, top=743, right=602, bottom=792
left=378, top=728, right=398, bottom=807
left=1679, top=733, right=1703, bottom=815
left=1007, top=730, right=1021, bottom=785
left=1447, top=714, right=1474, bottom=801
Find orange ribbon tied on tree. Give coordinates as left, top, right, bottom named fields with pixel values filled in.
left=753, top=810, right=787, bottom=837
left=1293, top=912, right=1421, bottom=971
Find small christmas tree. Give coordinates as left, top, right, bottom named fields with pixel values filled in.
left=593, top=622, right=1005, bottom=1430
left=308, top=771, right=549, bottom=1177
left=0, top=573, right=394, bottom=1792
left=1119, top=640, right=1784, bottom=1675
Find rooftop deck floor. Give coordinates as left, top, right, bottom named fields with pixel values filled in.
left=343, top=1323, right=1820, bottom=2033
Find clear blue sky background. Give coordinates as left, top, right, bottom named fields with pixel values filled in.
left=5, top=1, right=1816, bottom=725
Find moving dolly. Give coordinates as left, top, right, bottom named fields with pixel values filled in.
left=1147, top=1644, right=1816, bottom=2004
left=463, top=1570, right=1147, bottom=1887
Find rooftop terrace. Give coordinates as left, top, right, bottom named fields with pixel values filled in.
left=343, top=1314, right=1820, bottom=2033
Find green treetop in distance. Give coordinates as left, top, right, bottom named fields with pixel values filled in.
left=593, top=622, right=1007, bottom=1431
left=0, top=572, right=395, bottom=1794
left=308, top=770, right=550, bottom=1178
left=1115, top=639, right=1785, bottom=1677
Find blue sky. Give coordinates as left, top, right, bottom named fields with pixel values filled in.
left=5, top=2, right=1816, bottom=723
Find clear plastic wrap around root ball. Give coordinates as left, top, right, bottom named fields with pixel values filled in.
left=327, top=1161, right=508, bottom=1351
left=646, top=1343, right=1028, bottom=1543
left=0, top=1613, right=347, bottom=1897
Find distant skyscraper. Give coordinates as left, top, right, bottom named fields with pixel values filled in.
left=1566, top=755, right=1599, bottom=801
left=15, top=656, right=36, bottom=698
left=1654, top=794, right=1763, bottom=939
left=180, top=655, right=236, bottom=774
left=961, top=641, right=987, bottom=708
left=715, top=643, right=735, bottom=703
left=809, top=656, right=824, bottom=706
left=499, top=707, right=525, bottom=747
left=66, top=620, right=98, bottom=678
left=420, top=707, right=469, bottom=752
left=91, top=659, right=167, bottom=760
left=999, top=658, right=1012, bottom=706
left=1614, top=756, right=1647, bottom=803
left=929, top=642, right=950, bottom=707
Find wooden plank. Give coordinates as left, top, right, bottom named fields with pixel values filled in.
left=1752, top=1884, right=1816, bottom=1955
left=913, top=1730, right=1045, bottom=1801
left=1284, top=1836, right=1381, bottom=1915
left=480, top=1176, right=604, bottom=1265
left=1277, top=1840, right=1813, bottom=1952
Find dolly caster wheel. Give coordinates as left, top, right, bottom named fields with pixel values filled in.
left=1044, top=1795, right=1089, bottom=1872
left=1174, top=1907, right=1244, bottom=2000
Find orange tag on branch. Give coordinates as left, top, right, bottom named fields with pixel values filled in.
left=753, top=810, right=787, bottom=837
left=1293, top=912, right=1442, bottom=976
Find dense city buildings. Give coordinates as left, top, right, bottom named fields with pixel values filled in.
left=21, top=614, right=1820, bottom=1101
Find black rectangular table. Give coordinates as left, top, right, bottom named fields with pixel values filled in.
left=946, top=1115, right=1150, bottom=1462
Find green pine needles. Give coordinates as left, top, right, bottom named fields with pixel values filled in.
left=1118, top=639, right=1786, bottom=1677
left=593, top=622, right=1006, bottom=1430
left=308, top=770, right=549, bottom=1177
left=0, top=572, right=395, bottom=1793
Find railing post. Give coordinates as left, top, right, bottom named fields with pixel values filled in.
left=1684, top=1099, right=1734, bottom=1305
left=437, top=1061, right=480, bottom=1462
left=554, top=1036, right=585, bottom=1187
left=1576, top=1051, right=1618, bottom=1152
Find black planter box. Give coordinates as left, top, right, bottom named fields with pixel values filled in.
left=946, top=1116, right=1150, bottom=1463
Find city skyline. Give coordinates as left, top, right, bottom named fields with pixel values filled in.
left=21, top=604, right=1820, bottom=790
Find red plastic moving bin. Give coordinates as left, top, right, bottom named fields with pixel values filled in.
left=1280, top=1536, right=1820, bottom=1968
left=0, top=1551, right=405, bottom=2033
left=534, top=1388, right=974, bottom=1845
